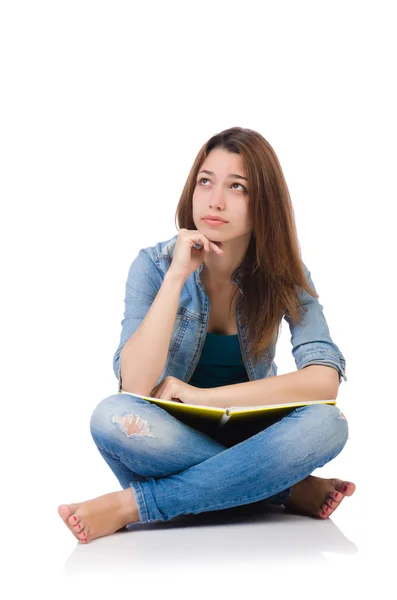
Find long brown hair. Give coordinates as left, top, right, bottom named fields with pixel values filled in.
left=174, top=126, right=318, bottom=366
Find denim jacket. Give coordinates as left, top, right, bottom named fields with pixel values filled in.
left=113, top=234, right=347, bottom=393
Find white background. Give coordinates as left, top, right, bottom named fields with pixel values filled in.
left=1, top=0, right=396, bottom=597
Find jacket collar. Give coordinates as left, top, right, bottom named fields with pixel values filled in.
left=195, top=262, right=243, bottom=293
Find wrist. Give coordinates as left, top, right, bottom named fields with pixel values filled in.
left=199, top=387, right=214, bottom=407
left=165, top=269, right=187, bottom=288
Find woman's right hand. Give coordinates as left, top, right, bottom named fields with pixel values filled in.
left=168, top=228, right=224, bottom=282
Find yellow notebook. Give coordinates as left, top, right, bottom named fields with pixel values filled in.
left=118, top=390, right=336, bottom=430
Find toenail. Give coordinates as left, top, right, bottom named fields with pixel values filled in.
left=335, top=493, right=340, bottom=499
left=321, top=511, right=326, bottom=516
left=72, top=516, right=77, bottom=522
left=343, top=485, right=348, bottom=492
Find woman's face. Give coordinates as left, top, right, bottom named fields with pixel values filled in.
left=192, top=148, right=253, bottom=242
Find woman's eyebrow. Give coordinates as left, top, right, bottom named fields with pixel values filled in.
left=198, top=169, right=248, bottom=181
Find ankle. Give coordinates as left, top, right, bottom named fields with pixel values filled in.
left=120, top=488, right=139, bottom=522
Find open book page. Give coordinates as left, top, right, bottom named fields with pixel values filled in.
left=118, top=392, right=337, bottom=429
left=228, top=399, right=337, bottom=413
left=120, top=391, right=336, bottom=412
left=119, top=391, right=226, bottom=412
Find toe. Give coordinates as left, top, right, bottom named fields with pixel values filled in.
left=58, top=504, right=75, bottom=520
left=77, top=530, right=88, bottom=541
left=343, top=482, right=356, bottom=496
left=58, top=504, right=82, bottom=534
left=58, top=503, right=79, bottom=524
left=68, top=511, right=81, bottom=527
left=333, top=478, right=356, bottom=497
left=58, top=503, right=84, bottom=541
left=325, top=497, right=337, bottom=510
left=322, top=503, right=332, bottom=515
left=330, top=490, right=343, bottom=503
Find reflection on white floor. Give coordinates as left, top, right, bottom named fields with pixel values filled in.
left=63, top=502, right=358, bottom=574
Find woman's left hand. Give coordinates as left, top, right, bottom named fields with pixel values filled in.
left=149, top=376, right=211, bottom=406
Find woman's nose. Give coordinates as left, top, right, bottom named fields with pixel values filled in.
left=210, top=184, right=226, bottom=205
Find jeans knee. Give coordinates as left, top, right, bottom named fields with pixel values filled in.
left=90, top=394, right=121, bottom=432
left=323, top=404, right=349, bottom=452
left=90, top=393, right=156, bottom=442
left=302, top=403, right=349, bottom=455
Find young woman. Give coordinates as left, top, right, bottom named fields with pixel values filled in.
left=58, top=126, right=356, bottom=544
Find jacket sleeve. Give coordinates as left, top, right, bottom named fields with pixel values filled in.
left=283, top=262, right=347, bottom=385
left=112, top=248, right=164, bottom=392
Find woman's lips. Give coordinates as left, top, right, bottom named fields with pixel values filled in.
left=202, top=218, right=227, bottom=226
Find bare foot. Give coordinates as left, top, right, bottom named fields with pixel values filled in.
left=58, top=488, right=140, bottom=544
left=283, top=475, right=356, bottom=519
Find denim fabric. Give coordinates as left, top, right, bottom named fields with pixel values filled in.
left=112, top=234, right=347, bottom=394
left=90, top=393, right=349, bottom=524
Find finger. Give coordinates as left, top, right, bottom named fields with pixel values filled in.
left=194, top=236, right=208, bottom=250
left=160, top=386, right=171, bottom=400
left=211, top=243, right=224, bottom=254
left=153, top=387, right=164, bottom=399
left=188, top=232, right=212, bottom=250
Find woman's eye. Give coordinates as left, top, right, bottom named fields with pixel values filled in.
left=231, top=183, right=246, bottom=191
left=198, top=178, right=246, bottom=192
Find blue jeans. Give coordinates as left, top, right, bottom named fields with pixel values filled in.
left=89, top=393, right=349, bottom=524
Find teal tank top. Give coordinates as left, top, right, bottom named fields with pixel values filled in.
left=188, top=332, right=249, bottom=388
